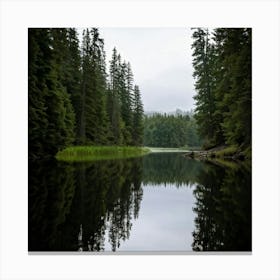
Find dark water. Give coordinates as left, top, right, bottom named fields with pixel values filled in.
left=28, top=152, right=251, bottom=252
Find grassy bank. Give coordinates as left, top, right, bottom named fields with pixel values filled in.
left=56, top=146, right=150, bottom=162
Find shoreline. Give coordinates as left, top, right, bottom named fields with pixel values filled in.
left=184, top=145, right=251, bottom=162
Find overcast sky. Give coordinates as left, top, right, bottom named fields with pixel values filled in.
left=92, top=28, right=195, bottom=112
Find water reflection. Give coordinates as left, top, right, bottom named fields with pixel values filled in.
left=142, top=153, right=203, bottom=187
left=29, top=159, right=76, bottom=251
left=29, top=157, right=143, bottom=251
left=28, top=153, right=251, bottom=252
left=192, top=161, right=251, bottom=251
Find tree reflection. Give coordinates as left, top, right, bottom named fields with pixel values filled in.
left=192, top=161, right=251, bottom=251
left=28, top=159, right=76, bottom=251
left=142, top=153, right=203, bottom=187
left=29, top=157, right=143, bottom=251
left=29, top=154, right=251, bottom=252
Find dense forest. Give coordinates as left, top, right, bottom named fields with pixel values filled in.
left=28, top=28, right=144, bottom=160
left=143, top=112, right=201, bottom=148
left=191, top=28, right=251, bottom=155
left=29, top=27, right=251, bottom=160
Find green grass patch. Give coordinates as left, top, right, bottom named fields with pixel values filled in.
left=56, top=146, right=150, bottom=162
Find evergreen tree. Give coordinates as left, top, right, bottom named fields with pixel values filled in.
left=29, top=28, right=75, bottom=158
left=66, top=28, right=82, bottom=143
left=89, top=28, right=110, bottom=144
left=29, top=27, right=145, bottom=159
left=216, top=28, right=252, bottom=147
left=143, top=112, right=201, bottom=148
left=191, top=28, right=252, bottom=152
left=119, top=61, right=133, bottom=145
left=50, top=28, right=76, bottom=149
left=28, top=29, right=50, bottom=159
left=132, top=85, right=144, bottom=146
left=192, top=28, right=217, bottom=147
left=80, top=28, right=90, bottom=143
left=80, top=28, right=109, bottom=145
left=108, top=48, right=124, bottom=145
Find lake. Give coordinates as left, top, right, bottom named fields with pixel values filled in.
left=28, top=152, right=251, bottom=252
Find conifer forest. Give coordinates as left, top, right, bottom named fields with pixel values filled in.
left=28, top=28, right=251, bottom=252
left=29, top=28, right=144, bottom=160
left=191, top=28, right=251, bottom=156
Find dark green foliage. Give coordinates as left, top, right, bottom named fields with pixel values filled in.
left=192, top=28, right=217, bottom=145
left=119, top=62, right=133, bottom=144
left=48, top=29, right=76, bottom=150
left=28, top=29, right=49, bottom=159
left=29, top=28, right=145, bottom=160
left=28, top=28, right=75, bottom=159
left=143, top=112, right=202, bottom=148
left=107, top=48, right=124, bottom=144
left=191, top=28, right=251, bottom=151
left=65, top=28, right=82, bottom=142
left=80, top=28, right=109, bottom=145
left=132, top=85, right=144, bottom=146
left=216, top=29, right=252, bottom=147
left=107, top=48, right=144, bottom=146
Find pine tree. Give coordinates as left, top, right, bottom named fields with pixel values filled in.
left=191, top=27, right=251, bottom=152
left=29, top=27, right=145, bottom=158
left=143, top=112, right=201, bottom=148
left=80, top=28, right=110, bottom=145
left=66, top=28, right=82, bottom=143
left=119, top=61, right=133, bottom=145
left=28, top=29, right=49, bottom=158
left=88, top=28, right=110, bottom=144
left=80, top=29, right=90, bottom=143
left=108, top=47, right=124, bottom=145
left=50, top=28, right=76, bottom=149
left=132, top=85, right=144, bottom=146
left=29, top=28, right=76, bottom=158
left=217, top=28, right=252, bottom=147
left=192, top=28, right=217, bottom=148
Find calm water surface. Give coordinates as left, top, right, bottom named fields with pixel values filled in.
left=29, top=152, right=251, bottom=252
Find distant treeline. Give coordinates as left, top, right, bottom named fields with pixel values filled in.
left=191, top=28, right=251, bottom=152
left=143, top=113, right=202, bottom=148
left=29, top=28, right=144, bottom=159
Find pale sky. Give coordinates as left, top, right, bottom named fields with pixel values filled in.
left=99, top=28, right=195, bottom=112
left=80, top=28, right=196, bottom=112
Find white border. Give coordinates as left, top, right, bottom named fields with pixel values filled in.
left=1, top=0, right=279, bottom=279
